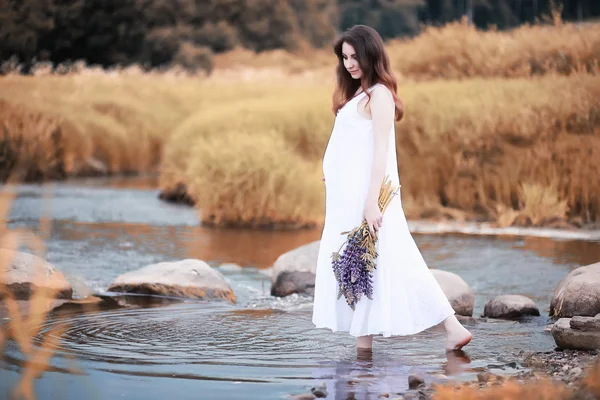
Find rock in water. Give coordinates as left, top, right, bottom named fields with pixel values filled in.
left=550, top=262, right=600, bottom=318
left=408, top=373, right=425, bottom=390
left=430, top=269, right=475, bottom=316
left=552, top=317, right=600, bottom=350
left=569, top=315, right=600, bottom=331
left=483, top=295, right=540, bottom=319
left=270, top=241, right=320, bottom=297
left=0, top=249, right=72, bottom=300
left=107, top=259, right=236, bottom=303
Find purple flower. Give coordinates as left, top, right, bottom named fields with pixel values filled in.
left=331, top=224, right=377, bottom=310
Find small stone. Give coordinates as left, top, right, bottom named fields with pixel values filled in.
left=477, top=372, right=494, bottom=383
left=569, top=367, right=582, bottom=377
left=290, top=394, right=316, bottom=400
left=380, top=394, right=390, bottom=398
left=562, top=365, right=571, bottom=372
left=483, top=294, right=540, bottom=319
left=408, top=374, right=425, bottom=390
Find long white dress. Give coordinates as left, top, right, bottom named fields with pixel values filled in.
left=312, top=83, right=455, bottom=338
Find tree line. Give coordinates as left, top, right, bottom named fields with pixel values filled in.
left=0, top=0, right=598, bottom=73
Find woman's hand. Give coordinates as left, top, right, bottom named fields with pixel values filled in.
left=364, top=201, right=383, bottom=237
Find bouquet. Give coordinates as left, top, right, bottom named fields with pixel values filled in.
left=331, top=176, right=400, bottom=310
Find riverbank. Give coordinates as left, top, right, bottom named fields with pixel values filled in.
left=419, top=349, right=600, bottom=400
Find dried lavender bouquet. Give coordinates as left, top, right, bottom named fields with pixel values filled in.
left=331, top=176, right=400, bottom=310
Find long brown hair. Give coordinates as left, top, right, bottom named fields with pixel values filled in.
left=332, top=25, right=404, bottom=121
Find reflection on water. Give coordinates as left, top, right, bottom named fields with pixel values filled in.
left=2, top=179, right=600, bottom=399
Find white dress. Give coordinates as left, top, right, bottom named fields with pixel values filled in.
left=312, top=83, right=455, bottom=338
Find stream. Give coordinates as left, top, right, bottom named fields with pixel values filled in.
left=1, top=177, right=600, bottom=400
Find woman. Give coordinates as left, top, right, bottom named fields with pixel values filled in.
left=312, top=25, right=472, bottom=352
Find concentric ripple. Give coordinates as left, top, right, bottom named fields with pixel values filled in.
left=27, top=303, right=334, bottom=368
left=2, top=298, right=557, bottom=399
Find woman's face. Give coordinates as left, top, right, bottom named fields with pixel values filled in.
left=342, top=42, right=362, bottom=80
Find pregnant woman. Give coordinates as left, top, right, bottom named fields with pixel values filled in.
left=312, top=25, right=472, bottom=353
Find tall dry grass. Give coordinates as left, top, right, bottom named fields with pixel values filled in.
left=395, top=73, right=600, bottom=227
left=2, top=21, right=599, bottom=228
left=0, top=74, right=196, bottom=181
left=185, top=130, right=324, bottom=229
left=212, top=20, right=600, bottom=80
left=158, top=85, right=333, bottom=227
left=0, top=74, right=291, bottom=182
left=389, top=19, right=600, bottom=80
left=159, top=72, right=600, bottom=228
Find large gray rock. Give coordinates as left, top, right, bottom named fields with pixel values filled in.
left=0, top=249, right=72, bottom=300
left=431, top=269, right=474, bottom=316
left=483, top=295, right=540, bottom=320
left=108, top=259, right=236, bottom=303
left=552, top=317, right=600, bottom=351
left=271, top=241, right=320, bottom=297
left=550, top=262, right=600, bottom=318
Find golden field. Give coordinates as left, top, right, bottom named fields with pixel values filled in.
left=1, top=21, right=599, bottom=229
left=213, top=19, right=600, bottom=80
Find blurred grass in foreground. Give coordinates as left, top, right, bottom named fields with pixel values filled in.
left=432, top=359, right=600, bottom=399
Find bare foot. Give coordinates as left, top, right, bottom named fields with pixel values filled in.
left=445, top=326, right=472, bottom=351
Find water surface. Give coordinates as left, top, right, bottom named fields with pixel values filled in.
left=2, top=178, right=600, bottom=399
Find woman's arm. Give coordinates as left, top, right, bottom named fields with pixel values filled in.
left=364, top=85, right=395, bottom=235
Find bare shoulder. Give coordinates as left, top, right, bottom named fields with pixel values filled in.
left=371, top=84, right=393, bottom=98
left=369, top=84, right=394, bottom=111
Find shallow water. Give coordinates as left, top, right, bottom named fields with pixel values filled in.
left=2, top=178, right=600, bottom=399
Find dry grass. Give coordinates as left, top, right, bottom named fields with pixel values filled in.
left=395, top=73, right=600, bottom=226
left=0, top=188, right=71, bottom=400
left=0, top=74, right=201, bottom=181
left=433, top=359, right=600, bottom=399
left=0, top=74, right=287, bottom=182
left=389, top=19, right=600, bottom=80
left=212, top=20, right=600, bottom=80
left=433, top=379, right=572, bottom=400
left=1, top=21, right=599, bottom=228
left=185, top=130, right=324, bottom=228
left=158, top=85, right=333, bottom=228
left=158, top=72, right=600, bottom=228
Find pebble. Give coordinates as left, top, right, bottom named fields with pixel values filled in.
left=408, top=374, right=425, bottom=390
left=290, top=394, right=316, bottom=400
left=569, top=367, right=582, bottom=377
left=310, top=382, right=327, bottom=398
